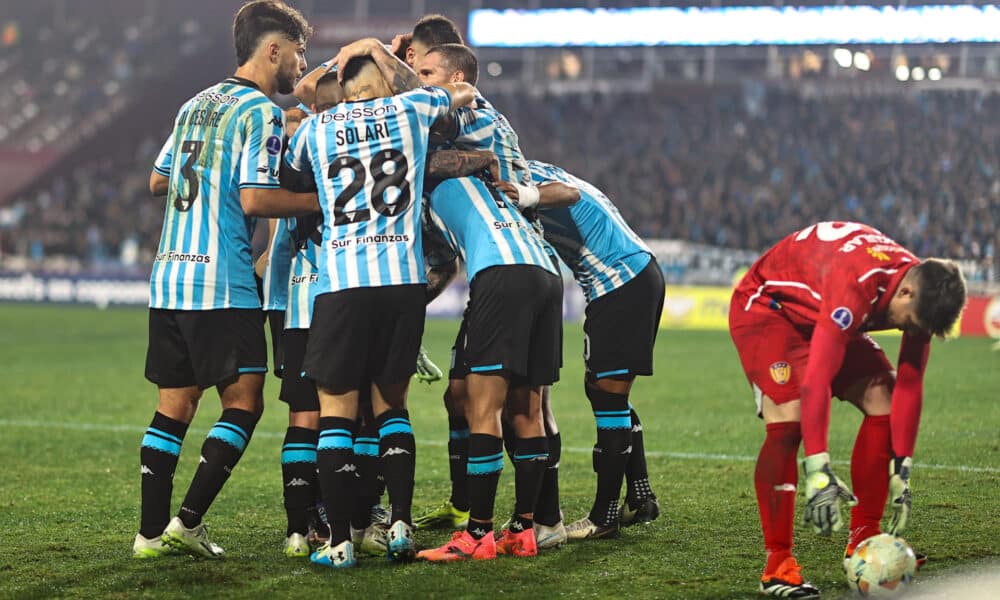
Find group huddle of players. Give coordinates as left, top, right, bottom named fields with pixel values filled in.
left=133, top=2, right=967, bottom=597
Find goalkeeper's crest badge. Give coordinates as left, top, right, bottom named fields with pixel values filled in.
left=769, top=361, right=791, bottom=385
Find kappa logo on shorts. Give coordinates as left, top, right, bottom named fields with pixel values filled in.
left=769, top=361, right=791, bottom=385
left=831, top=306, right=854, bottom=330
left=265, top=135, right=282, bottom=156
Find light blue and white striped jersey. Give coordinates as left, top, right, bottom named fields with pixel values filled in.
left=452, top=93, right=530, bottom=185
left=261, top=219, right=293, bottom=311
left=284, top=213, right=322, bottom=329
left=150, top=77, right=283, bottom=310
left=284, top=86, right=453, bottom=295
left=425, top=176, right=558, bottom=282
left=528, top=160, right=652, bottom=302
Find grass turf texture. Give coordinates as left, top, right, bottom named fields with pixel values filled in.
left=1, top=304, right=998, bottom=599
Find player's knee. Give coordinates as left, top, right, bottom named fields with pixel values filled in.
left=843, top=372, right=894, bottom=417
left=861, top=373, right=894, bottom=416
left=157, top=386, right=202, bottom=422
left=444, top=381, right=466, bottom=416
left=222, top=393, right=264, bottom=418
left=288, top=409, right=319, bottom=429
left=761, top=395, right=801, bottom=424
left=508, top=411, right=544, bottom=439
left=587, top=373, right=633, bottom=396
left=466, top=403, right=502, bottom=436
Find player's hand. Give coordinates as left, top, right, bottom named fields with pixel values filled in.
left=284, top=107, right=308, bottom=137
left=331, top=38, right=381, bottom=80
left=887, top=456, right=912, bottom=535
left=415, top=345, right=443, bottom=384
left=802, top=452, right=857, bottom=536
left=495, top=181, right=518, bottom=199
left=390, top=33, right=412, bottom=60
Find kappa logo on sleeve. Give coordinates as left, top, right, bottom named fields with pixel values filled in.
left=831, top=306, right=854, bottom=330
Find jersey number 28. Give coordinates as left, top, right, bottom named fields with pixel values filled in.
left=328, top=149, right=410, bottom=226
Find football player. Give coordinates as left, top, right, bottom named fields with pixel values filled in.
left=729, top=222, right=965, bottom=598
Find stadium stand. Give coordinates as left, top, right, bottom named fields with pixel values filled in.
left=0, top=1, right=997, bottom=285
left=4, top=85, right=998, bottom=282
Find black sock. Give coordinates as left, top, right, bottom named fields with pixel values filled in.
left=139, top=412, right=189, bottom=538
left=281, top=426, right=318, bottom=536
left=468, top=520, right=493, bottom=539
left=625, top=406, right=655, bottom=506
left=351, top=419, right=381, bottom=530
left=466, top=433, right=503, bottom=534
left=586, top=385, right=631, bottom=527
left=535, top=432, right=562, bottom=527
left=510, top=514, right=533, bottom=533
left=501, top=418, right=517, bottom=463
left=179, top=408, right=258, bottom=528
left=513, top=436, right=548, bottom=522
left=317, top=416, right=357, bottom=545
left=377, top=409, right=416, bottom=524
left=447, top=416, right=470, bottom=512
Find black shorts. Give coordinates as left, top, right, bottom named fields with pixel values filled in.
left=267, top=310, right=285, bottom=377
left=303, top=285, right=426, bottom=391
left=464, top=265, right=562, bottom=387
left=279, top=328, right=319, bottom=412
left=584, top=258, right=665, bottom=379
left=145, top=308, right=267, bottom=389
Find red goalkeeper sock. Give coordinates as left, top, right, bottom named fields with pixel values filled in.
left=755, top=421, right=801, bottom=575
left=849, top=414, right=891, bottom=549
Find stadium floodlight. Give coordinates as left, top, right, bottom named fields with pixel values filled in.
left=912, top=66, right=926, bottom=81
left=468, top=5, right=1000, bottom=47
left=833, top=48, right=853, bottom=68
left=853, top=51, right=871, bottom=71
left=895, top=65, right=910, bottom=81
left=928, top=67, right=943, bottom=80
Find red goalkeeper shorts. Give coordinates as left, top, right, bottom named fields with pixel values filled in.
left=728, top=293, right=893, bottom=412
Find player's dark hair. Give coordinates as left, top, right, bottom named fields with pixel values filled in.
left=412, top=14, right=464, bottom=47
left=341, top=56, right=379, bottom=95
left=233, top=1, right=311, bottom=66
left=912, top=258, right=967, bottom=337
left=427, top=43, right=478, bottom=86
left=316, top=71, right=340, bottom=90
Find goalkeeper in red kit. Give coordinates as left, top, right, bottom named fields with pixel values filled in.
left=729, top=222, right=966, bottom=599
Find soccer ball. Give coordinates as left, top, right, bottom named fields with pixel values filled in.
left=846, top=534, right=917, bottom=597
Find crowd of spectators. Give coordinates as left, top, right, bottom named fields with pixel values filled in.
left=1, top=132, right=165, bottom=267
left=3, top=81, right=999, bottom=282
left=0, top=2, right=210, bottom=154
left=499, top=87, right=1000, bottom=280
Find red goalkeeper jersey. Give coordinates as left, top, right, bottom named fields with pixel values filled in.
left=735, top=222, right=930, bottom=457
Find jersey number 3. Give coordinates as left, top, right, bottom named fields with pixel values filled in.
left=328, top=149, right=410, bottom=226
left=174, top=140, right=204, bottom=212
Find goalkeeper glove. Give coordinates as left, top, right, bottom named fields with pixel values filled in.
left=802, top=452, right=858, bottom=536
left=414, top=345, right=443, bottom=384
left=887, top=456, right=912, bottom=535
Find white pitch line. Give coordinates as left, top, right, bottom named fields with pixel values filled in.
left=2, top=418, right=999, bottom=475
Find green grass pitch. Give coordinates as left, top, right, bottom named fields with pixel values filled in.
left=1, top=304, right=998, bottom=599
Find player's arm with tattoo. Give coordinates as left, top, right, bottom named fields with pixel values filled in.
left=332, top=38, right=420, bottom=94
left=426, top=150, right=498, bottom=180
